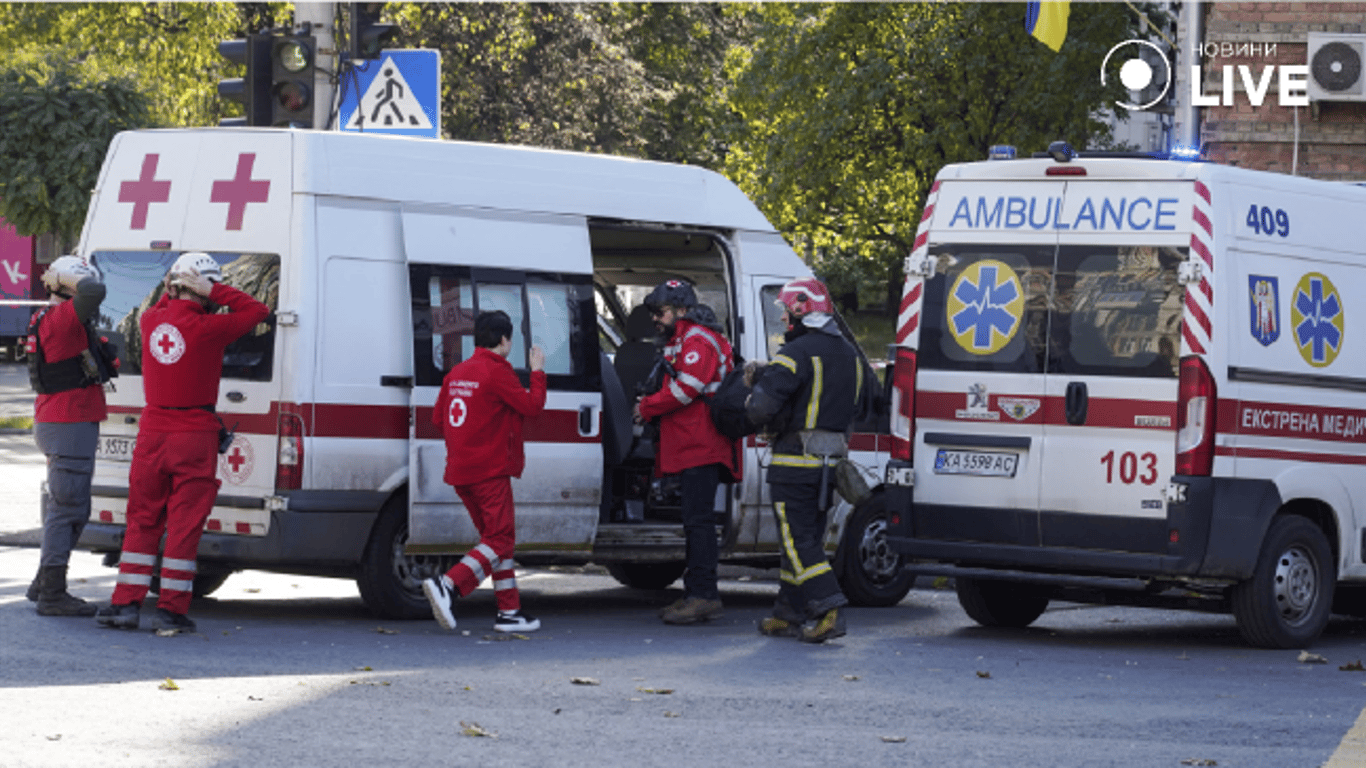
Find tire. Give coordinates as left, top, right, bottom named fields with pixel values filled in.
left=1231, top=515, right=1335, bottom=649
left=837, top=494, right=916, bottom=607
left=606, top=562, right=686, bottom=590
left=955, top=577, right=1049, bottom=628
left=357, top=494, right=454, bottom=620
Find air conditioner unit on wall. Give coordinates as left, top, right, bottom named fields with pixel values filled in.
left=1306, top=32, right=1366, bottom=102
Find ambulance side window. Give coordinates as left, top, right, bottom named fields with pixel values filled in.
left=88, top=250, right=278, bottom=381
left=409, top=263, right=594, bottom=389
left=1049, top=246, right=1183, bottom=378
left=760, top=285, right=787, bottom=359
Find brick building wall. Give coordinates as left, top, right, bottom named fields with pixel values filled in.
left=1199, top=2, right=1366, bottom=180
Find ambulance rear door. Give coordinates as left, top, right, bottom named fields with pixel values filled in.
left=84, top=130, right=288, bottom=537
left=1038, top=180, right=1188, bottom=554
left=912, top=182, right=1058, bottom=547
left=403, top=206, right=603, bottom=555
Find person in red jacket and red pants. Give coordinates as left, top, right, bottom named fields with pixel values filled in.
left=633, top=279, right=737, bottom=625
left=96, top=252, right=269, bottom=633
left=423, top=310, right=546, bottom=633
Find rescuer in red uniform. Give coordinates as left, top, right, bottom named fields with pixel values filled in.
left=96, top=252, right=269, bottom=633
left=422, top=310, right=547, bottom=633
left=26, top=255, right=113, bottom=617
left=633, top=279, right=736, bottom=625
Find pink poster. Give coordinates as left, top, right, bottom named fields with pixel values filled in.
left=0, top=222, right=31, bottom=299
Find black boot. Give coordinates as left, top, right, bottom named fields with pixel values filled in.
left=35, top=565, right=98, bottom=617
left=26, top=568, right=40, bottom=602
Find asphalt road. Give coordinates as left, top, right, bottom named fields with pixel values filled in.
left=4, top=361, right=1366, bottom=767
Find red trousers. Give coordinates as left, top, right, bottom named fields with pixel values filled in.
left=444, top=476, right=521, bottom=613
left=111, top=430, right=220, bottom=614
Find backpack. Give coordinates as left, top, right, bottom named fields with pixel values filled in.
left=708, top=365, right=757, bottom=442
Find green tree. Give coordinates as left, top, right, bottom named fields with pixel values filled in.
left=0, top=2, right=251, bottom=128
left=725, top=3, right=1158, bottom=307
left=0, top=52, right=153, bottom=238
left=389, top=2, right=753, bottom=166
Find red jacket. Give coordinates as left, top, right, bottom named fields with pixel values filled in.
left=637, top=318, right=736, bottom=476
left=139, top=282, right=270, bottom=433
left=32, top=300, right=107, bottom=424
left=434, top=346, right=547, bottom=487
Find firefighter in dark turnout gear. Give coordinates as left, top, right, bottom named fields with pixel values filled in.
left=746, top=277, right=864, bottom=643
left=26, top=255, right=113, bottom=617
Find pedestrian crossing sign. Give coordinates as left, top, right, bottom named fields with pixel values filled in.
left=339, top=49, right=441, bottom=139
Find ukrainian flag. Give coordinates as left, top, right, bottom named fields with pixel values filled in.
left=1025, top=1, right=1070, bottom=53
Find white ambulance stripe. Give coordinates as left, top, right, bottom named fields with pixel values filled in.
left=120, top=551, right=158, bottom=567
left=161, top=557, right=197, bottom=572
left=159, top=577, right=193, bottom=592
left=116, top=572, right=153, bottom=586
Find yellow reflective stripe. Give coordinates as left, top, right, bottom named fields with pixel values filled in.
left=774, top=502, right=833, bottom=585
left=806, top=356, right=823, bottom=428
left=854, top=358, right=863, bottom=404
left=791, top=561, right=832, bottom=585
left=774, top=355, right=797, bottom=374
left=771, top=453, right=826, bottom=468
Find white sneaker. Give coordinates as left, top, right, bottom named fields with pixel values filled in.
left=493, top=611, right=540, bottom=633
left=422, top=578, right=457, bottom=630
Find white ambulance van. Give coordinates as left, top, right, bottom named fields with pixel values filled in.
left=75, top=128, right=911, bottom=618
left=883, top=146, right=1366, bottom=647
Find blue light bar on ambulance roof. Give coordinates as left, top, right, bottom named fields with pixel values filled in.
left=1169, top=145, right=1201, bottom=161
left=988, top=145, right=1017, bottom=160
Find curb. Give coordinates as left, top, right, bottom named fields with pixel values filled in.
left=0, top=428, right=33, bottom=436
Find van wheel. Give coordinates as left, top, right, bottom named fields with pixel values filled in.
left=1231, top=515, right=1335, bottom=649
left=606, top=562, right=686, bottom=590
left=357, top=495, right=450, bottom=620
left=955, top=577, right=1049, bottom=628
left=838, top=494, right=915, bottom=607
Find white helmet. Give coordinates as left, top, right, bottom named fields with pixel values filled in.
left=41, top=255, right=101, bottom=295
left=169, top=252, right=222, bottom=283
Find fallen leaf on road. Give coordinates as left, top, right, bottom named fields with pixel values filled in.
left=976, top=671, right=991, bottom=679
left=45, top=735, right=61, bottom=742
left=248, top=696, right=263, bottom=701
left=461, top=721, right=496, bottom=738
left=881, top=736, right=907, bottom=743
left=663, top=711, right=680, bottom=718
left=553, top=708, right=562, bottom=715
left=159, top=678, right=179, bottom=691
left=355, top=666, right=373, bottom=671
left=243, top=588, right=260, bottom=593
left=155, top=629, right=179, bottom=638
left=481, top=633, right=530, bottom=641
left=375, top=627, right=399, bottom=635
left=1298, top=651, right=1329, bottom=664
left=1340, top=660, right=1365, bottom=671
left=636, top=687, right=674, bottom=695
left=1180, top=760, right=1217, bottom=766
left=842, top=675, right=860, bottom=682
left=571, top=677, right=600, bottom=686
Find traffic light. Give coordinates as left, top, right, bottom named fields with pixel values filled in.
left=270, top=33, right=316, bottom=128
left=350, top=3, right=397, bottom=60
left=217, top=34, right=271, bottom=126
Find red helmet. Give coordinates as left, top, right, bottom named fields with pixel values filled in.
left=776, top=277, right=833, bottom=317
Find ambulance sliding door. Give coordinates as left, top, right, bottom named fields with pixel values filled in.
left=1037, top=181, right=1187, bottom=553
left=403, top=207, right=602, bottom=554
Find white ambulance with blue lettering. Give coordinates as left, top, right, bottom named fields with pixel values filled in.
left=74, top=128, right=909, bottom=619
left=884, top=144, right=1366, bottom=647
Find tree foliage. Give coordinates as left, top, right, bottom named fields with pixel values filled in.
left=390, top=3, right=753, bottom=166
left=0, top=52, right=152, bottom=239
left=0, top=3, right=253, bottom=127
left=724, top=3, right=1156, bottom=305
